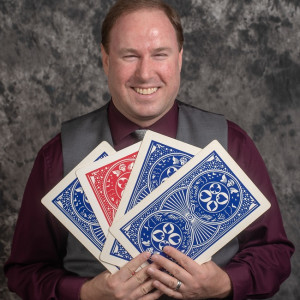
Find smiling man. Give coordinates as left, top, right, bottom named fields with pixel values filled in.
left=5, top=1, right=294, bottom=300
left=101, top=8, right=183, bottom=127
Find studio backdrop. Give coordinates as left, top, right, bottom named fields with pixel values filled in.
left=0, top=1, right=299, bottom=299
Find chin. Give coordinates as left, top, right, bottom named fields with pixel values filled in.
left=134, top=109, right=162, bottom=120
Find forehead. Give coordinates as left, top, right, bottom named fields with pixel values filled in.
left=109, top=9, right=178, bottom=50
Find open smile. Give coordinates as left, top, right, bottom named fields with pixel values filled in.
left=133, top=87, right=159, bottom=95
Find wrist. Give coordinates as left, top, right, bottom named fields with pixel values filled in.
left=217, top=271, right=232, bottom=299
left=79, top=279, right=92, bottom=300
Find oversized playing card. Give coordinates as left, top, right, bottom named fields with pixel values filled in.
left=76, top=143, right=140, bottom=239
left=41, top=141, right=118, bottom=273
left=101, top=131, right=201, bottom=268
left=110, top=140, right=271, bottom=265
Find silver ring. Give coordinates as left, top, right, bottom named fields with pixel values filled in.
left=175, top=279, right=182, bottom=291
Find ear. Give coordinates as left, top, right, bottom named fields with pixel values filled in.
left=178, top=47, right=183, bottom=72
left=101, top=44, right=109, bottom=76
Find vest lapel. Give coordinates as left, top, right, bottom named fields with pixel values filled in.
left=61, top=103, right=113, bottom=174
left=176, top=101, right=228, bottom=149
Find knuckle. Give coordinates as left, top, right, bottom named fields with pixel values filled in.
left=126, top=266, right=136, bottom=276
left=127, top=266, right=135, bottom=273
left=106, top=278, right=117, bottom=290
left=181, top=256, right=190, bottom=266
left=191, top=281, right=201, bottom=291
left=169, top=278, right=177, bottom=289
left=140, top=285, right=149, bottom=295
left=172, top=267, right=181, bottom=277
left=135, top=273, right=145, bottom=284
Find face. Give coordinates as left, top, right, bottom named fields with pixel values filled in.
left=101, top=9, right=183, bottom=127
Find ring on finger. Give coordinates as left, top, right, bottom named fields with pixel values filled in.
left=175, top=279, right=182, bottom=291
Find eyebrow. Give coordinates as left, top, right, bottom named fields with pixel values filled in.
left=152, top=47, right=173, bottom=53
left=118, top=48, right=138, bottom=55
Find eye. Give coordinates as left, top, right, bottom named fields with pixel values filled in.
left=154, top=53, right=168, bottom=60
left=123, top=55, right=138, bottom=61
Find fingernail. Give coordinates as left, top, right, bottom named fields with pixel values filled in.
left=162, top=246, right=169, bottom=253
left=151, top=253, right=159, bottom=260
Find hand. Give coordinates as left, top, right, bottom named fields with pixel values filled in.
left=147, top=246, right=232, bottom=299
left=80, top=251, right=163, bottom=300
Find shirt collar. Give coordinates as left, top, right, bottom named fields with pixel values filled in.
left=108, top=100, right=179, bottom=147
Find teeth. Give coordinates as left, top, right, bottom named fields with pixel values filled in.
left=134, top=87, right=158, bottom=95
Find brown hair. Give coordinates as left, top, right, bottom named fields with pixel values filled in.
left=101, top=0, right=184, bottom=53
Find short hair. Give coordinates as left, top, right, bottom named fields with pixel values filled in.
left=101, top=0, right=184, bottom=53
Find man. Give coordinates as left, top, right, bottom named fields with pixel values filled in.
left=5, top=1, right=294, bottom=299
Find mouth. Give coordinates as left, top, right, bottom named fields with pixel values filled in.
left=133, top=87, right=159, bottom=95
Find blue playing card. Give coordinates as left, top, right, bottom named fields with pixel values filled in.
left=100, top=131, right=200, bottom=267
left=42, top=141, right=118, bottom=273
left=110, top=140, right=270, bottom=264
left=52, top=151, right=108, bottom=251
left=126, top=147, right=194, bottom=212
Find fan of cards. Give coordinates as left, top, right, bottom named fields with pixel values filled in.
left=42, top=131, right=270, bottom=273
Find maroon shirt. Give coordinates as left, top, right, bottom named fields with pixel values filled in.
left=4, top=101, right=294, bottom=300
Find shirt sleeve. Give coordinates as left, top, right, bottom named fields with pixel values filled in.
left=224, top=121, right=294, bottom=300
left=4, top=134, right=88, bottom=300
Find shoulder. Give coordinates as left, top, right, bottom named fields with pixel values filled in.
left=177, top=100, right=224, bottom=118
left=226, top=120, right=272, bottom=190
left=227, top=120, right=250, bottom=141
left=39, top=133, right=62, bottom=161
left=177, top=100, right=227, bottom=128
left=62, top=104, right=109, bottom=129
left=176, top=100, right=227, bottom=148
left=227, top=120, right=258, bottom=160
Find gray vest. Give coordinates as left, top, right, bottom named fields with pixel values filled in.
left=61, top=101, right=239, bottom=277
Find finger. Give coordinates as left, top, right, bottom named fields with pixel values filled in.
left=152, top=279, right=183, bottom=299
left=117, top=251, right=151, bottom=281
left=130, top=277, right=158, bottom=299
left=163, top=246, right=197, bottom=275
left=147, top=266, right=185, bottom=293
left=128, top=263, right=161, bottom=289
left=149, top=252, right=189, bottom=281
left=139, top=288, right=164, bottom=300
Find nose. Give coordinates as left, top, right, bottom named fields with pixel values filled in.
left=135, top=57, right=153, bottom=82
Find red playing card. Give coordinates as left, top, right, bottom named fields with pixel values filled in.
left=85, top=153, right=137, bottom=226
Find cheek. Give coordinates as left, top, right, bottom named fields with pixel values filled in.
left=109, top=61, right=136, bottom=84
left=158, top=61, right=181, bottom=82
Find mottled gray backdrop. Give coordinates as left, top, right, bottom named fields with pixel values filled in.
left=0, top=0, right=299, bottom=299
